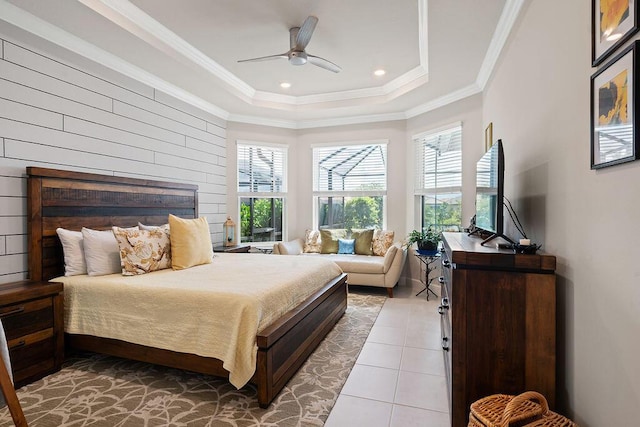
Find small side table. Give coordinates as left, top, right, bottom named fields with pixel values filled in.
left=213, top=244, right=251, bottom=253
left=414, top=252, right=441, bottom=300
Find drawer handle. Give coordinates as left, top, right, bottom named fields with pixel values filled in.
left=438, top=276, right=445, bottom=284
left=0, top=306, right=25, bottom=318
left=442, top=260, right=451, bottom=268
left=10, top=340, right=25, bottom=349
left=442, top=337, right=449, bottom=351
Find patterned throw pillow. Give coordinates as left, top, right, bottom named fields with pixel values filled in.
left=372, top=229, right=395, bottom=256
left=303, top=229, right=322, bottom=253
left=112, top=226, right=172, bottom=275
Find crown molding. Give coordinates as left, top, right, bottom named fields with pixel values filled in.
left=0, top=0, right=523, bottom=130
left=476, top=0, right=525, bottom=89
left=78, top=0, right=429, bottom=109
left=405, top=83, right=482, bottom=119
left=78, top=0, right=256, bottom=99
left=0, top=0, right=230, bottom=120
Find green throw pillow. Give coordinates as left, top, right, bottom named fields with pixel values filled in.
left=320, top=229, right=347, bottom=254
left=351, top=228, right=374, bottom=255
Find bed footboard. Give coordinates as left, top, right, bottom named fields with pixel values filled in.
left=255, top=272, right=347, bottom=407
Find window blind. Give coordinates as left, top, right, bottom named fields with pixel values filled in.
left=414, top=125, right=462, bottom=195
left=313, top=143, right=387, bottom=193
left=237, top=143, right=286, bottom=194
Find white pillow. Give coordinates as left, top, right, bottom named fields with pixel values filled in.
left=56, top=228, right=86, bottom=276
left=82, top=227, right=137, bottom=276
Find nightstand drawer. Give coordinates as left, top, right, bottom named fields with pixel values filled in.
left=10, top=334, right=56, bottom=384
left=0, top=280, right=64, bottom=387
left=1, top=297, right=54, bottom=340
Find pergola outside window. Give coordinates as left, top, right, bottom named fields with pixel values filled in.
left=312, top=142, right=387, bottom=230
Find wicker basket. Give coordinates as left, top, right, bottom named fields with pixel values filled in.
left=468, top=391, right=578, bottom=427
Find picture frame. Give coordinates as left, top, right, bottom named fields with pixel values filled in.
left=484, top=122, right=493, bottom=152
left=591, top=41, right=640, bottom=169
left=592, top=0, right=639, bottom=66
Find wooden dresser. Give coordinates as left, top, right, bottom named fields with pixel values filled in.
left=440, top=232, right=556, bottom=427
left=0, top=280, right=64, bottom=387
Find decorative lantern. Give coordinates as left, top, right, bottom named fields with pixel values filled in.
left=223, top=216, right=236, bottom=247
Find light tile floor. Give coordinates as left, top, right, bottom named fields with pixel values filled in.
left=325, top=280, right=450, bottom=427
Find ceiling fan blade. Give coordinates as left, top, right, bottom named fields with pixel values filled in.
left=295, top=15, right=318, bottom=50
left=237, top=53, right=289, bottom=63
left=307, top=54, right=341, bottom=73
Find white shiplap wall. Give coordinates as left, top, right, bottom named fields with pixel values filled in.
left=0, top=37, right=228, bottom=284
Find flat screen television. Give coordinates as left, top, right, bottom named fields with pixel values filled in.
left=474, top=139, right=513, bottom=246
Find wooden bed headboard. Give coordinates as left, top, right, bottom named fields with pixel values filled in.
left=27, top=167, right=199, bottom=281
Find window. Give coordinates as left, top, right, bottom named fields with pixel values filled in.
left=237, top=142, right=286, bottom=243
left=414, top=124, right=462, bottom=230
left=313, top=142, right=387, bottom=230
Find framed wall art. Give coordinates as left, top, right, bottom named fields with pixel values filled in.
left=591, top=41, right=640, bottom=169
left=484, top=122, right=493, bottom=152
left=592, top=0, right=639, bottom=66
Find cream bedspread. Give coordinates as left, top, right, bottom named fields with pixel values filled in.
left=52, top=253, right=343, bottom=388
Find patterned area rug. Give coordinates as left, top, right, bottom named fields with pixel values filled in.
left=0, top=292, right=385, bottom=427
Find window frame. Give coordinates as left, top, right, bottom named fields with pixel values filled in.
left=236, top=140, right=288, bottom=244
left=312, top=140, right=388, bottom=230
left=413, top=123, right=463, bottom=231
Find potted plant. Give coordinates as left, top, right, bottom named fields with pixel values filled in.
left=405, top=227, right=441, bottom=255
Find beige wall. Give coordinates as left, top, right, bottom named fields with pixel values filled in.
left=484, top=0, right=639, bottom=424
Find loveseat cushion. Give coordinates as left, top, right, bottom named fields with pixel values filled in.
left=320, top=253, right=387, bottom=274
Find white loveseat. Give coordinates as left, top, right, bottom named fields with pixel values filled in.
left=272, top=238, right=407, bottom=297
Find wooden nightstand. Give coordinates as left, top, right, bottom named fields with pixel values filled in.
left=213, top=244, right=251, bottom=253
left=0, top=280, right=64, bottom=387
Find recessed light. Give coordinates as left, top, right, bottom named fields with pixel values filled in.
left=374, top=69, right=386, bottom=77
left=280, top=82, right=291, bottom=89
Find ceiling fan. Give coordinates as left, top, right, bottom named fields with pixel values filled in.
left=238, top=16, right=341, bottom=73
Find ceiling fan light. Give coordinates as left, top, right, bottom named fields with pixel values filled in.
left=289, top=51, right=308, bottom=66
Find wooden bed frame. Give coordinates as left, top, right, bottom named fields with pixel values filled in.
left=26, top=167, right=348, bottom=408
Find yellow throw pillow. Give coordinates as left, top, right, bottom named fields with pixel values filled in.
left=320, top=229, right=347, bottom=254
left=168, top=214, right=213, bottom=270
left=351, top=228, right=374, bottom=255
